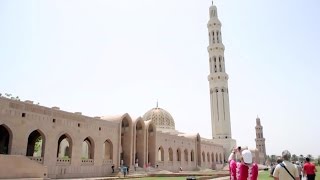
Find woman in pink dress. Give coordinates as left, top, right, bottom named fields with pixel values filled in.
left=228, top=148, right=258, bottom=180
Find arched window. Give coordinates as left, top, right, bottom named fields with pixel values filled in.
left=214, top=57, right=217, bottom=72
left=0, top=124, right=12, bottom=154
left=103, top=139, right=113, bottom=160
left=211, top=153, right=214, bottom=162
left=177, top=148, right=181, bottom=161
left=168, top=148, right=173, bottom=161
left=212, top=31, right=215, bottom=43
left=26, top=130, right=45, bottom=157
left=219, top=56, right=222, bottom=72
left=158, top=146, right=164, bottom=161
left=209, top=58, right=212, bottom=73
left=184, top=149, right=188, bottom=161
left=216, top=153, right=218, bottom=163
left=219, top=153, right=222, bottom=163
left=207, top=152, right=210, bottom=162
left=82, top=137, right=94, bottom=159
left=202, top=151, right=205, bottom=162
left=217, top=31, right=220, bottom=43
left=57, top=134, right=72, bottom=159
left=191, top=150, right=194, bottom=162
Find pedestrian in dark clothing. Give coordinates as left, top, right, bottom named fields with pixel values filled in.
left=111, top=164, right=115, bottom=173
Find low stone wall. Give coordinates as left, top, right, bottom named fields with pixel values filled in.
left=0, top=155, right=48, bottom=179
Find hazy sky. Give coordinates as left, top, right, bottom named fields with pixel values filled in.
left=1, top=0, right=319, bottom=157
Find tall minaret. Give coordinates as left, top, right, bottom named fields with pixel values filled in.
left=255, top=116, right=266, bottom=163
left=207, top=4, right=236, bottom=152
left=207, top=5, right=231, bottom=139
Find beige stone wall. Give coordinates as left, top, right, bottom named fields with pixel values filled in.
left=155, top=132, right=197, bottom=172
left=0, top=97, right=119, bottom=178
left=0, top=97, right=226, bottom=178
left=0, top=155, right=48, bottom=178
left=200, top=139, right=225, bottom=169
left=155, top=132, right=225, bottom=172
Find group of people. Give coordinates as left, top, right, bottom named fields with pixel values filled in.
left=270, top=150, right=317, bottom=180
left=228, top=148, right=317, bottom=180
left=228, top=146, right=259, bottom=180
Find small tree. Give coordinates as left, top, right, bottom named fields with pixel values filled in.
left=291, top=154, right=298, bottom=162
left=299, top=154, right=304, bottom=162
left=317, top=155, right=320, bottom=165
left=307, top=154, right=314, bottom=162
left=34, top=137, right=42, bottom=157
left=270, top=155, right=277, bottom=164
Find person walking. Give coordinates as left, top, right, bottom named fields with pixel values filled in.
left=270, top=158, right=283, bottom=177
left=273, top=150, right=300, bottom=180
left=303, top=157, right=317, bottom=180
left=294, top=161, right=303, bottom=180
left=111, top=164, right=115, bottom=173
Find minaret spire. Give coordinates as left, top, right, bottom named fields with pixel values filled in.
left=255, top=116, right=267, bottom=163
left=207, top=4, right=233, bottom=140
left=207, top=4, right=236, bottom=153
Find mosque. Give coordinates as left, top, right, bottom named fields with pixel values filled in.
left=0, top=4, right=266, bottom=179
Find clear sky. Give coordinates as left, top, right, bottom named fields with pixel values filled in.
left=1, top=0, right=319, bottom=157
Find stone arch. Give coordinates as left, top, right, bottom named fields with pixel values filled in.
left=103, top=139, right=113, bottom=161
left=207, top=152, right=210, bottom=162
left=158, top=146, right=164, bottom=161
left=211, top=152, right=214, bottom=162
left=0, top=124, right=13, bottom=154
left=184, top=149, right=188, bottom=161
left=190, top=150, right=194, bottom=162
left=168, top=147, right=173, bottom=161
left=202, top=151, right=205, bottom=162
left=177, top=148, right=181, bottom=161
left=196, top=134, right=201, bottom=166
left=82, top=137, right=94, bottom=159
left=26, top=129, right=46, bottom=157
left=120, top=115, right=132, bottom=166
left=215, top=153, right=218, bottom=163
left=57, top=133, right=73, bottom=159
left=135, top=119, right=145, bottom=167
left=219, top=153, right=222, bottom=163
left=147, top=123, right=156, bottom=166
